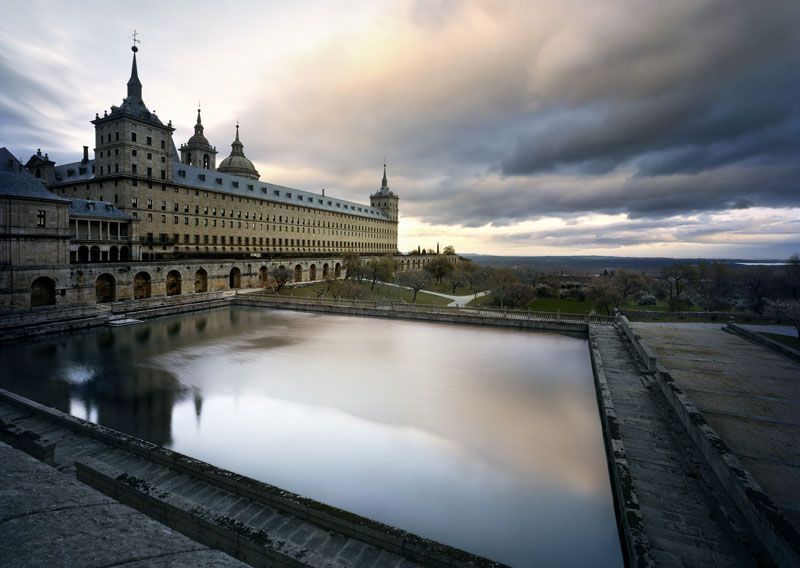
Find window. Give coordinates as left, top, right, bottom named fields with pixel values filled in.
left=161, top=140, right=166, bottom=149
left=161, top=156, right=166, bottom=163
left=161, top=201, right=166, bottom=210
left=36, top=210, right=46, bottom=227
left=232, top=181, right=239, bottom=188
left=132, top=149, right=138, bottom=157
left=132, top=197, right=138, bottom=207
left=147, top=167, right=152, bottom=177
left=115, top=132, right=119, bottom=141
left=131, top=132, right=137, bottom=142
left=173, top=216, right=178, bottom=224
left=146, top=152, right=152, bottom=160
left=131, top=164, right=137, bottom=175
left=146, top=136, right=152, bottom=146
left=161, top=215, right=166, bottom=223
left=147, top=213, right=153, bottom=222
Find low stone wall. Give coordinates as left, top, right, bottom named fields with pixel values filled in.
left=725, top=323, right=800, bottom=363
left=616, top=316, right=658, bottom=372
left=618, top=323, right=800, bottom=567
left=587, top=329, right=654, bottom=568
left=620, top=309, right=766, bottom=322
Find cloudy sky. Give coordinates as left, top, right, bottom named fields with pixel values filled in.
left=1, top=0, right=798, bottom=258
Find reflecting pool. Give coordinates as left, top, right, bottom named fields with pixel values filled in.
left=0, top=307, right=622, bottom=566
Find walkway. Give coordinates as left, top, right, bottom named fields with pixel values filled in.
left=0, top=441, right=244, bottom=568
left=590, top=325, right=760, bottom=567
left=633, top=322, right=800, bottom=534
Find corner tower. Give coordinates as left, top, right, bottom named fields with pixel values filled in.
left=91, top=43, right=175, bottom=180
left=180, top=107, right=217, bottom=170
left=370, top=163, right=399, bottom=222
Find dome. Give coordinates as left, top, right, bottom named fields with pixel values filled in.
left=217, top=124, right=259, bottom=180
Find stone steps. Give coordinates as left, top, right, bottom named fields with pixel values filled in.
left=0, top=392, right=503, bottom=568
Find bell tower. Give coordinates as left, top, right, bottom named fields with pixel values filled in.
left=370, top=162, right=399, bottom=222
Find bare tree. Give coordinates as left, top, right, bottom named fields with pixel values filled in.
left=398, top=270, right=431, bottom=303
left=587, top=278, right=623, bottom=315
left=765, top=299, right=800, bottom=340
left=271, top=265, right=290, bottom=292
left=366, top=255, right=397, bottom=290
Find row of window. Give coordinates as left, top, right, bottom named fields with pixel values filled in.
left=144, top=232, right=394, bottom=249
left=98, top=131, right=167, bottom=149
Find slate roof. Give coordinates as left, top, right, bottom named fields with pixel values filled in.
left=0, top=169, right=68, bottom=203
left=173, top=162, right=389, bottom=219
left=51, top=157, right=389, bottom=220
left=0, top=147, right=25, bottom=172
left=69, top=198, right=133, bottom=221
left=53, top=160, right=95, bottom=183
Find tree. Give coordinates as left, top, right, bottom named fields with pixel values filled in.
left=340, top=280, right=366, bottom=300
left=488, top=268, right=518, bottom=309
left=366, top=255, right=397, bottom=290
left=271, top=265, right=290, bottom=292
left=398, top=270, right=430, bottom=303
left=587, top=278, right=623, bottom=315
left=661, top=264, right=693, bottom=311
left=342, top=252, right=363, bottom=281
left=446, top=263, right=475, bottom=294
left=442, top=245, right=456, bottom=255
left=782, top=253, right=800, bottom=300
left=765, top=299, right=800, bottom=340
left=612, top=269, right=646, bottom=302
left=690, top=262, right=733, bottom=311
left=505, top=282, right=536, bottom=309
left=425, top=256, right=454, bottom=284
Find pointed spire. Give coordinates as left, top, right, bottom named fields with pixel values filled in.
left=230, top=123, right=244, bottom=156
left=381, top=162, right=388, bottom=189
left=194, top=106, right=204, bottom=135
left=127, top=45, right=142, bottom=99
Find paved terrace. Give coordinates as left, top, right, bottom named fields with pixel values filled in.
left=0, top=441, right=245, bottom=568
left=589, top=325, right=761, bottom=567
left=632, top=323, right=800, bottom=535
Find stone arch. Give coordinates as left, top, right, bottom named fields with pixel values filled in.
left=78, top=246, right=89, bottom=263
left=334, top=263, right=341, bottom=279
left=323, top=263, right=330, bottom=278
left=258, top=266, right=269, bottom=287
left=109, top=246, right=119, bottom=262
left=133, top=271, right=151, bottom=299
left=90, top=246, right=101, bottom=263
left=294, top=264, right=302, bottom=282
left=229, top=267, right=241, bottom=289
left=31, top=276, right=56, bottom=308
left=309, top=264, right=316, bottom=281
left=166, top=270, right=182, bottom=296
left=95, top=273, right=116, bottom=303
left=195, top=268, right=208, bottom=293
left=120, top=246, right=129, bottom=261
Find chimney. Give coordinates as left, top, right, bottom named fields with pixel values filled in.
left=322, top=188, right=325, bottom=197
left=82, top=146, right=89, bottom=163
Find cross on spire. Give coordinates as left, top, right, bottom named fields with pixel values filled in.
left=132, top=29, right=141, bottom=46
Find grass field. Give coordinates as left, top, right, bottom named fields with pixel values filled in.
left=278, top=281, right=452, bottom=306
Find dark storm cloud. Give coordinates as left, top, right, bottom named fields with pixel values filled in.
left=500, top=0, right=800, bottom=181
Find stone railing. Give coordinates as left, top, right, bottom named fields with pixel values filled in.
left=619, top=308, right=767, bottom=322
left=236, top=293, right=616, bottom=326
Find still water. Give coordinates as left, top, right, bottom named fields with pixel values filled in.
left=0, top=307, right=622, bottom=567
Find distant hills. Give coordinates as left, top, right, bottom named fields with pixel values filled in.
left=461, top=254, right=786, bottom=274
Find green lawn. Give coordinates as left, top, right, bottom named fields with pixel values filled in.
left=465, top=294, right=598, bottom=314
left=277, top=281, right=452, bottom=306
left=425, top=281, right=483, bottom=296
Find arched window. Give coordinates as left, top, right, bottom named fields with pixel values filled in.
left=166, top=270, right=182, bottom=296
left=203, top=154, right=210, bottom=169
left=31, top=277, right=56, bottom=307
left=195, top=268, right=208, bottom=293
left=96, top=273, right=116, bottom=303
left=229, top=267, right=241, bottom=289
left=294, top=264, right=302, bottom=283
left=134, top=271, right=152, bottom=299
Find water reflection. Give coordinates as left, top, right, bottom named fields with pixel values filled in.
left=0, top=307, right=622, bottom=567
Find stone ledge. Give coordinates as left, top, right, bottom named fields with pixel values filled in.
left=725, top=323, right=800, bottom=363
left=0, top=416, right=55, bottom=465
left=588, top=328, right=654, bottom=568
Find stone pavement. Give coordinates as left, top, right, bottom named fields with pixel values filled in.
left=633, top=322, right=800, bottom=534
left=591, top=325, right=761, bottom=567
left=0, top=441, right=245, bottom=568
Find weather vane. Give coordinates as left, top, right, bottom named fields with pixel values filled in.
left=131, top=29, right=141, bottom=51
